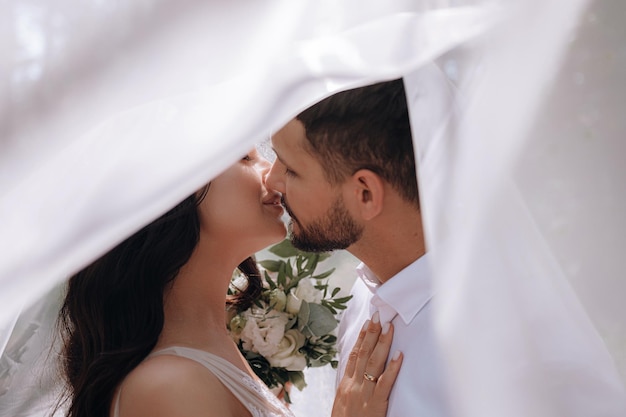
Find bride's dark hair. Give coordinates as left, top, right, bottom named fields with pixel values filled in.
left=56, top=187, right=262, bottom=417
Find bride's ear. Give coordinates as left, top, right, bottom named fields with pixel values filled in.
left=348, top=169, right=384, bottom=221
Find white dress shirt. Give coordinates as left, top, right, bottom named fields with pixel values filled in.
left=336, top=254, right=452, bottom=417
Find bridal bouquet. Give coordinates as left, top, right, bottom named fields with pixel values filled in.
left=228, top=239, right=351, bottom=403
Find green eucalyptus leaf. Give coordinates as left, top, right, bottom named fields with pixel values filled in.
left=285, top=260, right=294, bottom=279
left=259, top=259, right=282, bottom=272
left=278, top=263, right=286, bottom=287
left=285, top=274, right=304, bottom=292
left=264, top=270, right=277, bottom=290
left=333, top=295, right=353, bottom=304
left=297, top=301, right=310, bottom=332
left=304, top=302, right=337, bottom=337
left=268, top=239, right=300, bottom=258
left=313, top=268, right=335, bottom=280
left=305, top=254, right=319, bottom=272
left=289, top=371, right=307, bottom=391
left=296, top=256, right=304, bottom=271
left=316, top=252, right=332, bottom=262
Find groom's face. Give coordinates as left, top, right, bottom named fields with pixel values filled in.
left=266, top=119, right=363, bottom=252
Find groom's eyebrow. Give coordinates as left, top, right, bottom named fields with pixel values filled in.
left=271, top=148, right=291, bottom=167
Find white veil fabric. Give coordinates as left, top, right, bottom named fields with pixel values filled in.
left=406, top=1, right=626, bottom=416
left=1, top=1, right=625, bottom=416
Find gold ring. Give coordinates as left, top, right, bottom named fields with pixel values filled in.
left=363, top=372, right=378, bottom=383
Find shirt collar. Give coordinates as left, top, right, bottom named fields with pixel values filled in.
left=356, top=254, right=433, bottom=325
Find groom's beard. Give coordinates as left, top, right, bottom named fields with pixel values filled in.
left=281, top=195, right=363, bottom=253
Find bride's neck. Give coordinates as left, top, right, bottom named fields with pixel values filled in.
left=156, top=241, right=244, bottom=353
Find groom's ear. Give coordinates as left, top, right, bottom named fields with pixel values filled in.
left=348, top=169, right=384, bottom=221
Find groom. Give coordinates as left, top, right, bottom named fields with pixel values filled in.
left=266, top=78, right=450, bottom=416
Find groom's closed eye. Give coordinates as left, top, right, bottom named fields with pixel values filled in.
left=271, top=149, right=298, bottom=178
left=284, top=167, right=297, bottom=178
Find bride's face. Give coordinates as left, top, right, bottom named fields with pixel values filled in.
left=198, top=148, right=287, bottom=254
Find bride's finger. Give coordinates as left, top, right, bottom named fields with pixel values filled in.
left=354, top=311, right=382, bottom=379
left=362, top=322, right=395, bottom=386
left=372, top=350, right=403, bottom=401
left=343, top=319, right=369, bottom=378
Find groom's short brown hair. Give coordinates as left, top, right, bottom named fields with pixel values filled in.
left=296, top=79, right=419, bottom=208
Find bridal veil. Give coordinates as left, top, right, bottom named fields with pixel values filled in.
left=1, top=1, right=624, bottom=416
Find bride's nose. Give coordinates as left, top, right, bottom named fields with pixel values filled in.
left=264, top=161, right=284, bottom=194
left=259, top=157, right=272, bottom=181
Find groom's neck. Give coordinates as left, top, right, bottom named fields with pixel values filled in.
left=348, top=206, right=425, bottom=283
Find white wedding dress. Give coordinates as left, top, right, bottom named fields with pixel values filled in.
left=112, top=346, right=294, bottom=417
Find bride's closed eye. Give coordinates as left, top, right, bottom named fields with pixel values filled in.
left=242, top=149, right=261, bottom=162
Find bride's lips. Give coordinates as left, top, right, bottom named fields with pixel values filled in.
left=263, top=193, right=284, bottom=214
left=280, top=195, right=296, bottom=220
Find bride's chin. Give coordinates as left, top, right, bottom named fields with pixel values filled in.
left=241, top=232, right=286, bottom=259
left=268, top=228, right=288, bottom=247
left=269, top=221, right=288, bottom=240
left=261, top=229, right=288, bottom=250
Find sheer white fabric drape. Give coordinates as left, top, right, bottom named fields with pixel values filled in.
left=1, top=1, right=625, bottom=416
left=406, top=1, right=626, bottom=415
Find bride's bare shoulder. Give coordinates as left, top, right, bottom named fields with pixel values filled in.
left=115, top=354, right=235, bottom=417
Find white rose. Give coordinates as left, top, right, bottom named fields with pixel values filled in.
left=286, top=278, right=323, bottom=314
left=267, top=329, right=307, bottom=371
left=239, top=307, right=290, bottom=358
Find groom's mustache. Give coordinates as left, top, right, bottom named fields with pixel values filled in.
left=281, top=195, right=299, bottom=224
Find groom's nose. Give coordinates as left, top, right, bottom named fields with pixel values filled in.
left=265, top=160, right=285, bottom=194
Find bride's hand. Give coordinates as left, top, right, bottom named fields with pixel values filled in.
left=331, top=312, right=403, bottom=417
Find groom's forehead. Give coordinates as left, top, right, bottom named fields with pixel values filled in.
left=272, top=125, right=328, bottom=176
left=271, top=120, right=310, bottom=154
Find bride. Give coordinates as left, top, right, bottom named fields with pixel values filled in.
left=54, top=148, right=401, bottom=417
